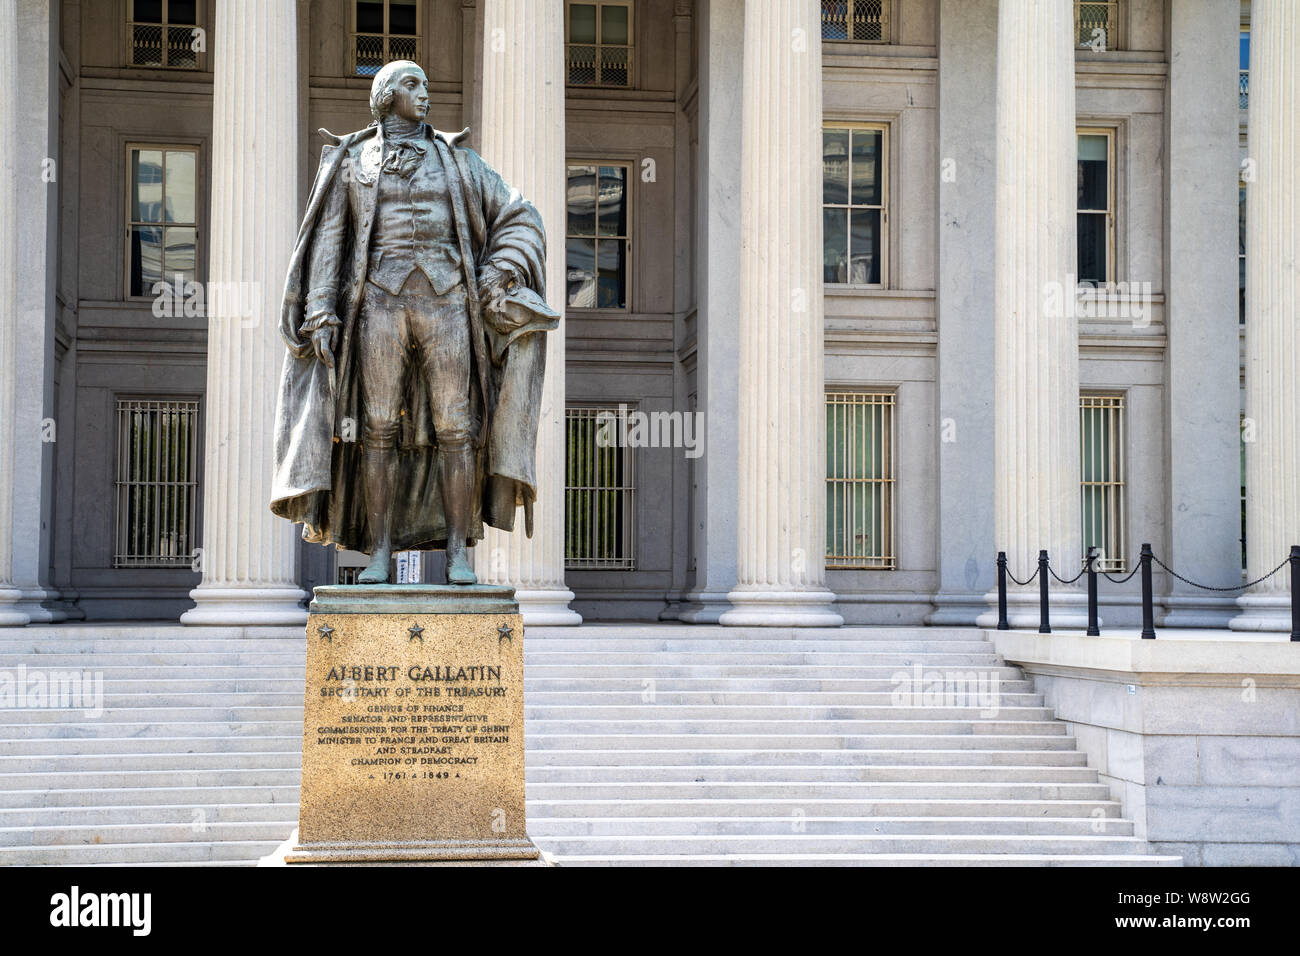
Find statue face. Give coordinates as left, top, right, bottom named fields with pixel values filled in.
left=388, top=67, right=429, bottom=123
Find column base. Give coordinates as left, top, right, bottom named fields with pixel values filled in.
left=0, top=588, right=30, bottom=627
left=1229, top=593, right=1294, bottom=632
left=719, top=589, right=843, bottom=627
left=14, top=586, right=68, bottom=623
left=180, top=585, right=309, bottom=626
left=926, top=591, right=990, bottom=627
left=512, top=588, right=582, bottom=626
left=1162, top=594, right=1240, bottom=629
left=676, top=589, right=734, bottom=624
left=975, top=590, right=1089, bottom=630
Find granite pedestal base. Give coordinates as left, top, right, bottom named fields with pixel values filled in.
left=287, top=584, right=540, bottom=865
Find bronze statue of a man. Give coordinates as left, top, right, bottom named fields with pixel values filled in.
left=270, top=60, right=557, bottom=585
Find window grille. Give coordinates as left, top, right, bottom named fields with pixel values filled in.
left=114, top=399, right=201, bottom=568
left=826, top=391, right=895, bottom=569
left=1075, top=1, right=1120, bottom=50
left=565, top=406, right=636, bottom=570
left=820, top=1, right=888, bottom=43
left=128, top=0, right=200, bottom=69
left=1080, top=394, right=1126, bottom=571
left=352, top=0, right=420, bottom=77
left=566, top=1, right=633, bottom=87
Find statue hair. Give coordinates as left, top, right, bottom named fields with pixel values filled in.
left=369, top=60, right=425, bottom=121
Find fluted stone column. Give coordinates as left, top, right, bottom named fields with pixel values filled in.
left=181, top=0, right=307, bottom=626
left=0, top=0, right=28, bottom=626
left=470, top=0, right=580, bottom=625
left=978, top=0, right=1084, bottom=629
left=719, top=0, right=840, bottom=627
left=1233, top=0, right=1299, bottom=632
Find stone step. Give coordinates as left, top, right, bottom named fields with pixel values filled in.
left=0, top=820, right=298, bottom=848
left=0, top=639, right=305, bottom=654
left=0, top=840, right=288, bottom=865
left=12, top=706, right=303, bottom=724
left=0, top=803, right=301, bottom=827
left=524, top=692, right=1046, bottom=706
left=0, top=785, right=300, bottom=810
left=527, top=798, right=1123, bottom=818
left=99, top=693, right=304, bottom=707
left=525, top=748, right=1091, bottom=767
left=526, top=782, right=1114, bottom=800
left=530, top=834, right=1155, bottom=855
left=523, top=678, right=1037, bottom=693
left=525, top=652, right=1004, bottom=666
left=526, top=733, right=1079, bottom=750
left=525, top=626, right=987, bottom=642
left=523, top=666, right=1024, bottom=679
left=91, top=679, right=304, bottom=694
left=546, top=853, right=1182, bottom=867
left=525, top=764, right=1101, bottom=784
left=528, top=816, right=1134, bottom=837
left=0, top=720, right=300, bottom=739
left=0, top=752, right=300, bottom=773
left=1, top=652, right=305, bottom=666
left=0, top=768, right=301, bottom=791
left=525, top=641, right=999, bottom=655
left=0, top=735, right=301, bottom=756
left=0, top=666, right=305, bottom=680
left=524, top=706, right=1055, bottom=721
left=523, top=720, right=1068, bottom=735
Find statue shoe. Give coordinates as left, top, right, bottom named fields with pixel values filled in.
left=357, top=550, right=390, bottom=584
left=446, top=549, right=477, bottom=585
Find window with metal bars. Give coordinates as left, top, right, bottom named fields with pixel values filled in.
left=352, top=0, right=420, bottom=77
left=566, top=1, right=633, bottom=87
left=1080, top=394, right=1126, bottom=571
left=565, top=406, right=636, bottom=570
left=820, top=1, right=888, bottom=43
left=1075, top=0, right=1120, bottom=50
left=826, top=391, right=895, bottom=570
left=114, top=399, right=201, bottom=569
left=128, top=0, right=201, bottom=69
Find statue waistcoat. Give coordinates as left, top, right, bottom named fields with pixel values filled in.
left=367, top=145, right=464, bottom=296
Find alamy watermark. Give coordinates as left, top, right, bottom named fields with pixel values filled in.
left=890, top=663, right=1001, bottom=718
left=0, top=665, right=103, bottom=718
left=594, top=404, right=704, bottom=459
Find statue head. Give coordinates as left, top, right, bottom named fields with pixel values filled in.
left=369, top=60, right=429, bottom=122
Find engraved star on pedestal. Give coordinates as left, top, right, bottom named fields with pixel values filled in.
left=408, top=622, right=424, bottom=642
left=497, top=623, right=513, bottom=645
left=317, top=623, right=334, bottom=643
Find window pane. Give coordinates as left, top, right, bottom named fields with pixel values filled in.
left=596, top=166, right=626, bottom=237
left=134, top=0, right=164, bottom=23
left=821, top=1, right=849, bottom=40
left=822, top=129, right=849, bottom=205
left=850, top=0, right=885, bottom=42
left=850, top=128, right=881, bottom=206
left=389, top=0, right=417, bottom=35
left=129, top=226, right=164, bottom=297
left=823, top=207, right=848, bottom=284
left=1076, top=2, right=1110, bottom=46
left=163, top=226, right=196, bottom=283
left=165, top=25, right=198, bottom=67
left=596, top=239, right=626, bottom=309
left=849, top=209, right=881, bottom=284
left=356, top=0, right=384, bottom=34
left=569, top=3, right=597, bottom=43
left=1077, top=212, right=1107, bottom=284
left=164, top=150, right=196, bottom=223
left=131, top=149, right=165, bottom=222
left=601, top=4, right=629, bottom=44
left=1240, top=31, right=1249, bottom=71
left=1077, top=134, right=1107, bottom=209
left=567, top=237, right=597, bottom=307
left=169, top=0, right=197, bottom=24
left=566, top=165, right=598, bottom=236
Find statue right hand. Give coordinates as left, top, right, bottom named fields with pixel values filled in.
left=311, top=320, right=338, bottom=368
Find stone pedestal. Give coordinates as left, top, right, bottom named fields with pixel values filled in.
left=287, top=585, right=539, bottom=864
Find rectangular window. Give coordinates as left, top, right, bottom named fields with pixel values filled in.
left=566, top=1, right=633, bottom=87
left=1080, top=394, right=1126, bottom=572
left=128, top=0, right=201, bottom=69
left=114, top=399, right=201, bottom=568
left=352, top=0, right=420, bottom=77
left=565, top=406, right=636, bottom=570
left=127, top=145, right=199, bottom=298
left=566, top=163, right=629, bottom=310
left=1240, top=29, right=1250, bottom=108
left=1075, top=1, right=1120, bottom=50
left=820, top=1, right=888, bottom=43
left=826, top=391, right=895, bottom=570
left=1077, top=130, right=1113, bottom=286
left=823, top=124, right=887, bottom=286
left=1239, top=179, right=1246, bottom=324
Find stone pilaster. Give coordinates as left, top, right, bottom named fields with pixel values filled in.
left=1233, top=0, right=1300, bottom=632
left=980, top=0, right=1084, bottom=628
left=470, top=0, right=581, bottom=625
left=719, top=0, right=840, bottom=627
left=0, top=0, right=28, bottom=625
left=181, top=0, right=307, bottom=626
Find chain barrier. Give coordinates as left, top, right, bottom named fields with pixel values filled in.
left=1004, top=564, right=1038, bottom=587
left=1101, top=565, right=1141, bottom=584
left=1150, top=553, right=1289, bottom=593
left=1048, top=561, right=1088, bottom=586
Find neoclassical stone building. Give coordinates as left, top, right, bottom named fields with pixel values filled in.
left=0, top=0, right=1293, bottom=631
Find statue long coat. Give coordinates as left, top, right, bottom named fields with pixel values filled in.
left=269, top=123, right=558, bottom=553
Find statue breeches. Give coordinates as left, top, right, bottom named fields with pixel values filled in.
left=357, top=270, right=472, bottom=450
